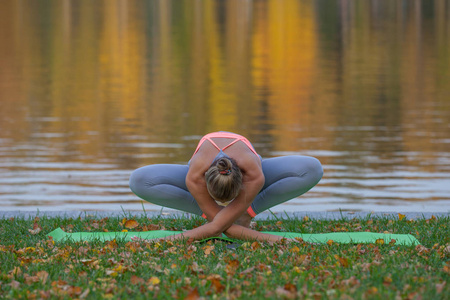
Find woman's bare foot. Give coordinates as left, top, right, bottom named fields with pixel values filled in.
left=234, top=212, right=252, bottom=228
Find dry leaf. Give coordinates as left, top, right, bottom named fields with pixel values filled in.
left=124, top=219, right=139, bottom=229
left=240, top=267, right=255, bottom=275
left=334, top=255, right=349, bottom=267
left=130, top=275, right=145, bottom=285
left=9, top=280, right=20, bottom=289
left=226, top=259, right=240, bottom=274
left=185, top=287, right=200, bottom=300
left=398, top=213, right=406, bottom=221
left=203, top=245, right=214, bottom=255
left=443, top=245, right=450, bottom=255
left=435, top=281, right=446, bottom=294
left=290, top=246, right=300, bottom=253
left=36, top=270, right=49, bottom=284
left=208, top=276, right=225, bottom=292
left=24, top=274, right=40, bottom=284
left=28, top=222, right=42, bottom=235
left=79, top=288, right=90, bottom=299
left=251, top=241, right=261, bottom=250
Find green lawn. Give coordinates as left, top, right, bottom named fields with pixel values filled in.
left=0, top=213, right=449, bottom=299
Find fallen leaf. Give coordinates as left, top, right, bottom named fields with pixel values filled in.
left=275, top=286, right=296, bottom=298
left=9, top=280, right=20, bottom=289
left=124, top=219, right=139, bottom=229
left=284, top=283, right=297, bottom=293
left=415, top=245, right=430, bottom=255
left=130, top=275, right=145, bottom=285
left=24, top=274, right=40, bottom=284
left=240, top=267, right=255, bottom=275
left=203, top=245, right=214, bottom=255
left=185, top=287, right=200, bottom=300
left=28, top=222, right=42, bottom=235
left=443, top=265, right=450, bottom=274
left=9, top=266, right=22, bottom=277
left=79, top=288, right=90, bottom=299
left=443, top=245, right=450, bottom=255
left=148, top=276, right=160, bottom=285
left=290, top=246, right=300, bottom=253
left=36, top=271, right=49, bottom=284
left=334, top=255, right=349, bottom=267
left=436, top=281, right=446, bottom=294
left=398, top=213, right=406, bottom=221
left=142, top=224, right=160, bottom=231
left=226, top=259, right=240, bottom=274
left=105, top=239, right=118, bottom=251
left=208, top=275, right=225, bottom=292
left=251, top=241, right=261, bottom=250
left=375, top=239, right=385, bottom=245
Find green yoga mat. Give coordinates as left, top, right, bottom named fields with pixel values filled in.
left=48, top=228, right=420, bottom=246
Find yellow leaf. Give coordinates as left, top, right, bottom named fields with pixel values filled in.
left=113, top=264, right=124, bottom=272
left=376, top=239, right=385, bottom=245
left=124, top=219, right=139, bottom=229
left=148, top=276, right=160, bottom=285
left=383, top=276, right=393, bottom=284
left=327, top=240, right=334, bottom=246
left=290, top=246, right=300, bottom=253
left=303, top=216, right=309, bottom=222
left=398, top=213, right=406, bottom=221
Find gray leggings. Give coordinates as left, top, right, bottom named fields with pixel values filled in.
left=129, top=156, right=323, bottom=216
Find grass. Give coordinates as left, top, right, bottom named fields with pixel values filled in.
left=0, top=213, right=449, bottom=299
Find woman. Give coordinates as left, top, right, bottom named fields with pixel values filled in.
left=129, top=132, right=323, bottom=243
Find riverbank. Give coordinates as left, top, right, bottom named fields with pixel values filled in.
left=0, top=213, right=448, bottom=299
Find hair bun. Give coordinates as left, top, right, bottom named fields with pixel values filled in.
left=217, top=158, right=232, bottom=170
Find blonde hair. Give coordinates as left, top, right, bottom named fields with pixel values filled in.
left=205, top=157, right=243, bottom=202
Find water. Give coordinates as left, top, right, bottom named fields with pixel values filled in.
left=1, top=0, right=449, bottom=213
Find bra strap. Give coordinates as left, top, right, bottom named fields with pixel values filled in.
left=206, top=137, right=221, bottom=151
left=221, top=139, right=240, bottom=151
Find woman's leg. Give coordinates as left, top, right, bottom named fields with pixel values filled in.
left=129, top=164, right=203, bottom=216
left=247, top=156, right=323, bottom=217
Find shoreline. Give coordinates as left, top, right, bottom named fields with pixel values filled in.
left=1, top=210, right=448, bottom=220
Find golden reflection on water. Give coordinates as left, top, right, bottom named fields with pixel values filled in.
left=0, top=0, right=449, bottom=211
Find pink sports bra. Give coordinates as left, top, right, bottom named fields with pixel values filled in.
left=192, top=132, right=259, bottom=158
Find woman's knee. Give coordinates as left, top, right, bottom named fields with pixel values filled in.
left=282, top=155, right=323, bottom=187
left=301, top=156, right=323, bottom=184
left=129, top=166, right=152, bottom=197
left=129, top=164, right=189, bottom=198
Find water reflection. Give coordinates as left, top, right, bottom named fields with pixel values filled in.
left=0, top=0, right=449, bottom=212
